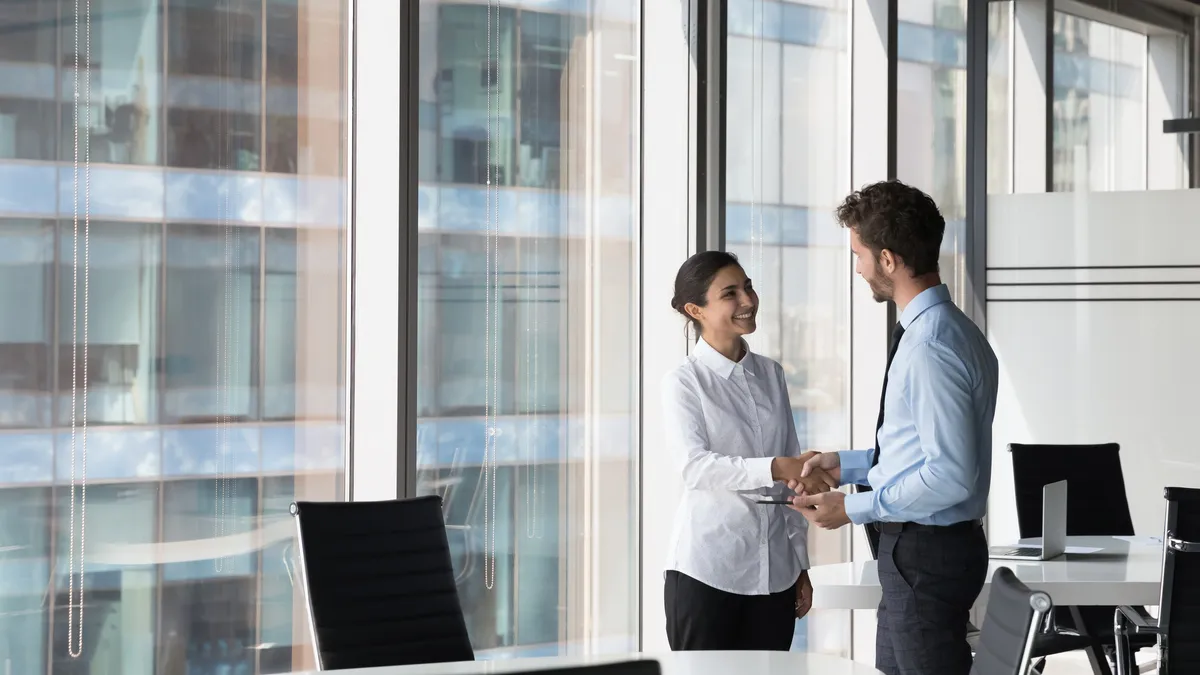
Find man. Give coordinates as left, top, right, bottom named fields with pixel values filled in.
left=790, top=180, right=998, bottom=675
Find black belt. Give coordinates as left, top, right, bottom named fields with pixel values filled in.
left=872, top=519, right=982, bottom=535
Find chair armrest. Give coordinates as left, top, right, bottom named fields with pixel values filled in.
left=1116, top=605, right=1159, bottom=635
left=1168, top=536, right=1200, bottom=553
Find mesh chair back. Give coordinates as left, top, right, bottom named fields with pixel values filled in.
left=292, top=496, right=473, bottom=670
left=970, top=567, right=1050, bottom=675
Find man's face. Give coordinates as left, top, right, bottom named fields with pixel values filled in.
left=850, top=229, right=894, bottom=303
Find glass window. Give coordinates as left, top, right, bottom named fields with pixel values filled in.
left=724, top=0, right=852, bottom=655
left=417, top=0, right=640, bottom=657
left=0, top=487, right=51, bottom=675
left=57, top=221, right=161, bottom=427
left=987, top=1, right=1012, bottom=195
left=0, top=0, right=349, bottom=672
left=51, top=482, right=158, bottom=674
left=164, top=224, right=261, bottom=425
left=896, top=0, right=968, bottom=303
left=264, top=0, right=345, bottom=175
left=167, top=0, right=263, bottom=170
left=0, top=220, right=54, bottom=429
left=0, top=0, right=57, bottom=160
left=57, top=0, right=162, bottom=166
left=1052, top=13, right=1146, bottom=192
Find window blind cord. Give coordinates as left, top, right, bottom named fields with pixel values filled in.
left=67, top=0, right=93, bottom=657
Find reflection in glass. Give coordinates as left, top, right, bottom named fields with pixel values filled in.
left=265, top=0, right=345, bottom=175
left=167, top=0, right=263, bottom=170
left=896, top=0, right=967, bottom=302
left=0, top=0, right=348, bottom=672
left=0, top=0, right=57, bottom=160
left=987, top=2, right=1011, bottom=195
left=57, top=0, right=161, bottom=165
left=724, top=0, right=851, bottom=655
left=418, top=0, right=640, bottom=657
left=164, top=224, right=261, bottom=424
left=0, top=220, right=54, bottom=428
left=51, top=482, right=158, bottom=674
left=159, top=478, right=259, bottom=675
left=1052, top=13, right=1146, bottom=192
left=57, top=221, right=161, bottom=426
left=264, top=228, right=344, bottom=422
left=0, top=487, right=50, bottom=675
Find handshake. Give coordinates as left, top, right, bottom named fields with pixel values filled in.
left=771, top=451, right=839, bottom=495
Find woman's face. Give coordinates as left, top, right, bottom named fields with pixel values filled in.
left=689, top=264, right=758, bottom=339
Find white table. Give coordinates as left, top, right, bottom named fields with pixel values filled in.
left=292, top=651, right=883, bottom=675
left=808, top=535, right=1163, bottom=609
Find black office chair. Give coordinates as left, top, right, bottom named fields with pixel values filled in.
left=1009, top=442, right=1154, bottom=672
left=510, top=661, right=661, bottom=674
left=291, top=496, right=474, bottom=670
left=1114, top=487, right=1200, bottom=675
left=970, top=567, right=1054, bottom=675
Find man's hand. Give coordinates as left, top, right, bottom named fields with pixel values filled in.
left=789, top=490, right=851, bottom=530
left=771, top=456, right=838, bottom=494
left=794, top=570, right=813, bottom=619
left=786, top=451, right=842, bottom=492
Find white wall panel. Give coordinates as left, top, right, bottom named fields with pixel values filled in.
left=986, top=189, right=1200, bottom=542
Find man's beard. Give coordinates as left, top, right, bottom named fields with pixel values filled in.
left=870, top=276, right=894, bottom=303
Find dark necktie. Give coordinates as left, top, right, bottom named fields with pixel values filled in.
left=871, top=321, right=906, bottom=468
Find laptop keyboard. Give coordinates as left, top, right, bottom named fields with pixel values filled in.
left=991, top=546, right=1041, bottom=557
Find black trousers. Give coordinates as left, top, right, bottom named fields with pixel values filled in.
left=664, top=571, right=797, bottom=651
left=875, top=521, right=988, bottom=675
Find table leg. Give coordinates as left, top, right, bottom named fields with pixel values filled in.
left=1069, top=606, right=1114, bottom=675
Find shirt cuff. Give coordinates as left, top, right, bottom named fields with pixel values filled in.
left=844, top=490, right=876, bottom=525
left=746, top=456, right=776, bottom=489
left=837, top=449, right=873, bottom=486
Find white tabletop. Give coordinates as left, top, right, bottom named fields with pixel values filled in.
left=809, top=535, right=1163, bottom=610
left=295, top=651, right=883, bottom=675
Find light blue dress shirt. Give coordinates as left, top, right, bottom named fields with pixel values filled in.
left=839, top=284, right=999, bottom=526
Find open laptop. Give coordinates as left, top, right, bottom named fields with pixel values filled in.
left=988, top=479, right=1067, bottom=561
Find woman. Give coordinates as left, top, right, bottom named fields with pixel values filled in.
left=662, top=250, right=836, bottom=651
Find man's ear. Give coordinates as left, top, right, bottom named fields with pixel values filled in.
left=878, top=249, right=896, bottom=274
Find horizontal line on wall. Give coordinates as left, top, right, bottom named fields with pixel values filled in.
left=987, top=266, right=1200, bottom=288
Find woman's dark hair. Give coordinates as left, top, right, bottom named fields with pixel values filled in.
left=670, top=250, right=742, bottom=334
left=835, top=179, right=945, bottom=276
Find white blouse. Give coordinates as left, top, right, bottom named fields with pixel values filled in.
left=661, top=336, right=810, bottom=596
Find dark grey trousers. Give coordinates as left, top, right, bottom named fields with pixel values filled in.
left=875, top=521, right=988, bottom=675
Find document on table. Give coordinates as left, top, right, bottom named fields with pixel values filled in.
left=1064, top=546, right=1104, bottom=554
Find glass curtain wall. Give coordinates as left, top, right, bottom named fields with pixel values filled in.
left=724, top=0, right=852, bottom=655
left=1051, top=13, right=1147, bottom=192
left=415, top=0, right=641, bottom=658
left=0, top=0, right=349, bottom=673
left=895, top=0, right=968, bottom=303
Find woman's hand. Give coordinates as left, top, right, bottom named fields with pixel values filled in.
left=793, top=467, right=836, bottom=495
left=795, top=570, right=813, bottom=619
left=772, top=456, right=838, bottom=492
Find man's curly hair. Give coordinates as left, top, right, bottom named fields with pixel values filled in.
left=835, top=180, right=944, bottom=277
